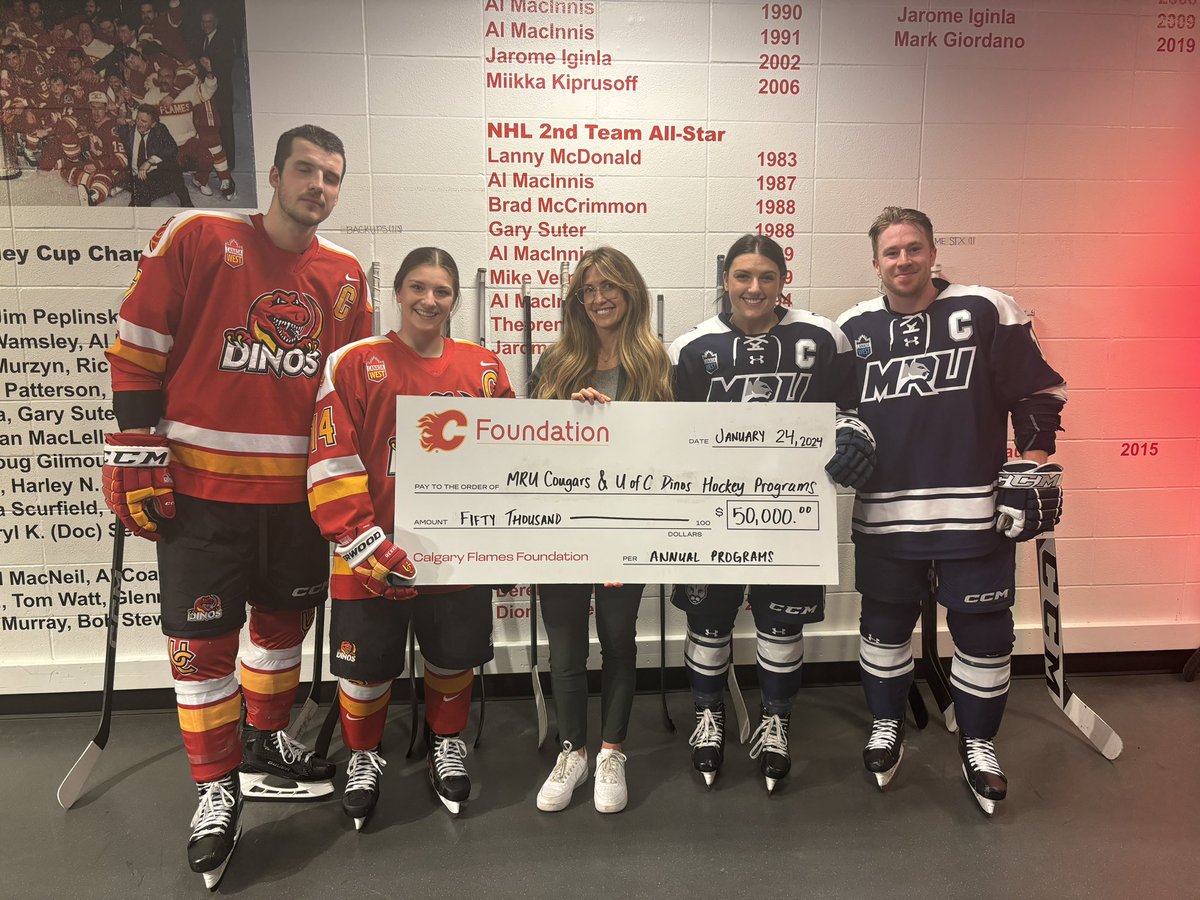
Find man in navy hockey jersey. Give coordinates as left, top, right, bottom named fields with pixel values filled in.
left=837, top=207, right=1066, bottom=813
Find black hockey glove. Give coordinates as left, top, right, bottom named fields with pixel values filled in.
left=995, top=460, right=1063, bottom=541
left=824, top=413, right=877, bottom=489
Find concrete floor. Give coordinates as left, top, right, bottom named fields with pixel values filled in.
left=2, top=674, right=1196, bottom=900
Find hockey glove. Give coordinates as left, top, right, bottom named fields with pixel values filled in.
left=335, top=525, right=419, bottom=600
left=824, top=413, right=877, bottom=489
left=995, top=460, right=1063, bottom=541
left=102, top=432, right=176, bottom=541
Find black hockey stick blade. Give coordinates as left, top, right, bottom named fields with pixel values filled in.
left=907, top=683, right=929, bottom=730
left=1183, top=647, right=1200, bottom=683
left=314, top=691, right=340, bottom=759
left=659, top=586, right=675, bottom=732
left=1038, top=535, right=1124, bottom=760
left=921, top=598, right=958, bottom=733
left=287, top=602, right=325, bottom=739
left=473, top=664, right=486, bottom=749
left=58, top=520, right=125, bottom=809
left=406, top=623, right=422, bottom=758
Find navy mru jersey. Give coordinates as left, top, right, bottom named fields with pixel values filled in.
left=669, top=307, right=857, bottom=408
left=836, top=280, right=1066, bottom=560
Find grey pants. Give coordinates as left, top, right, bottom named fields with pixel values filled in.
left=539, top=583, right=643, bottom=747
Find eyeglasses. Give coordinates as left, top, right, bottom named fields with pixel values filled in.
left=575, top=281, right=621, bottom=304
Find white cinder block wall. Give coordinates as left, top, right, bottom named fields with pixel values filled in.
left=1, top=0, right=1197, bottom=695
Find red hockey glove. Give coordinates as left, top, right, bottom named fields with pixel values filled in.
left=102, top=432, right=176, bottom=541
left=824, top=413, right=877, bottom=489
left=335, top=525, right=418, bottom=600
left=996, top=461, right=1063, bottom=541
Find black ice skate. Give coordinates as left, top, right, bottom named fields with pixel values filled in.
left=239, top=724, right=335, bottom=801
left=688, top=702, right=726, bottom=788
left=863, top=717, right=905, bottom=790
left=959, top=734, right=1008, bottom=815
left=748, top=707, right=791, bottom=794
left=187, top=772, right=242, bottom=891
left=342, top=748, right=386, bottom=831
left=428, top=731, right=471, bottom=815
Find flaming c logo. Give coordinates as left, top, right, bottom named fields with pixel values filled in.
left=418, top=410, right=468, bottom=453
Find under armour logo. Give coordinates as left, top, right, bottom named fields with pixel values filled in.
left=904, top=336, right=920, bottom=346
left=750, top=354, right=764, bottom=364
left=703, top=628, right=720, bottom=638
left=771, top=627, right=787, bottom=635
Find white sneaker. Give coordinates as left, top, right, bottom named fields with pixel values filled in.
left=536, top=742, right=588, bottom=812
left=192, top=177, right=213, bottom=196
left=593, top=748, right=628, bottom=813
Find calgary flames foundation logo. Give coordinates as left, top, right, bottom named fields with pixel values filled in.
left=220, top=289, right=324, bottom=378
left=186, top=594, right=223, bottom=623
left=418, top=410, right=468, bottom=453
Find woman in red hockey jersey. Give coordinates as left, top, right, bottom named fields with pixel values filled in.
left=307, top=247, right=514, bottom=828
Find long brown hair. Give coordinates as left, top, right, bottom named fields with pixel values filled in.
left=533, top=247, right=672, bottom=402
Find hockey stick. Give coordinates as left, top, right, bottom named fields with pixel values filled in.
left=921, top=597, right=957, bottom=732
left=654, top=296, right=675, bottom=732
left=58, top=518, right=125, bottom=809
left=286, top=601, right=324, bottom=739
left=1037, top=534, right=1123, bottom=759
left=405, top=621, right=422, bottom=757
left=518, top=277, right=549, bottom=747
left=907, top=682, right=929, bottom=730
left=727, top=640, right=751, bottom=744
left=314, top=688, right=339, bottom=759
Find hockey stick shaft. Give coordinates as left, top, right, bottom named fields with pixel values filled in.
left=286, top=601, right=324, bottom=738
left=921, top=598, right=957, bottom=732
left=727, top=641, right=751, bottom=744
left=1037, top=534, right=1123, bottom=760
left=654, top=296, right=675, bottom=731
left=58, top=518, right=125, bottom=809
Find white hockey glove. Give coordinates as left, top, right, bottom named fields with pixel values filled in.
left=995, top=460, right=1063, bottom=541
left=824, top=413, right=877, bottom=489
left=335, top=525, right=418, bottom=600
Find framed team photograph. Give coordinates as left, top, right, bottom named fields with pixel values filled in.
left=0, top=0, right=255, bottom=208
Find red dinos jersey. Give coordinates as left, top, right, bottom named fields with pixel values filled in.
left=107, top=211, right=373, bottom=504
left=308, top=334, right=515, bottom=599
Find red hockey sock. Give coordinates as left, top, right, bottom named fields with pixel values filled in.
left=241, top=607, right=309, bottom=731
left=424, top=666, right=474, bottom=735
left=169, top=631, right=242, bottom=783
left=338, top=679, right=391, bottom=751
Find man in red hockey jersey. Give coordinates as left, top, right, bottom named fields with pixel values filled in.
left=104, top=124, right=371, bottom=889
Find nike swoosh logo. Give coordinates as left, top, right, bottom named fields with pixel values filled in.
left=480, top=361, right=496, bottom=367
left=345, top=274, right=359, bottom=282
left=442, top=692, right=463, bottom=703
left=345, top=713, right=368, bottom=721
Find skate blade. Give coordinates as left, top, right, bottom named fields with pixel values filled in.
left=873, top=745, right=905, bottom=791
left=765, top=777, right=777, bottom=794
left=200, top=824, right=241, bottom=891
left=353, top=817, right=366, bottom=832
left=702, top=771, right=716, bottom=788
left=961, top=765, right=998, bottom=816
left=239, top=771, right=334, bottom=802
left=437, top=794, right=462, bottom=816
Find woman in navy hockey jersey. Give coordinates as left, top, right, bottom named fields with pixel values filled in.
left=669, top=234, right=875, bottom=793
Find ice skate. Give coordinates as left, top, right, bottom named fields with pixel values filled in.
left=688, top=703, right=725, bottom=788
left=220, top=178, right=238, bottom=201
left=536, top=742, right=588, bottom=812
left=239, top=724, right=335, bottom=801
left=748, top=707, right=790, bottom=794
left=187, top=772, right=242, bottom=891
left=863, top=717, right=905, bottom=790
left=428, top=731, right=470, bottom=815
left=959, top=735, right=1007, bottom=815
left=342, top=748, right=385, bottom=831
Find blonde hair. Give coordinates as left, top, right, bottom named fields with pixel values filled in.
left=533, top=247, right=672, bottom=402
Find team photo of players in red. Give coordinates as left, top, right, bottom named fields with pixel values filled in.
left=1, top=0, right=241, bottom=204
left=98, top=111, right=1066, bottom=887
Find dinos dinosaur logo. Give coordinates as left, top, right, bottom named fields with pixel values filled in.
left=186, top=594, right=223, bottom=623
left=219, top=289, right=324, bottom=378
left=418, top=410, right=467, bottom=452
